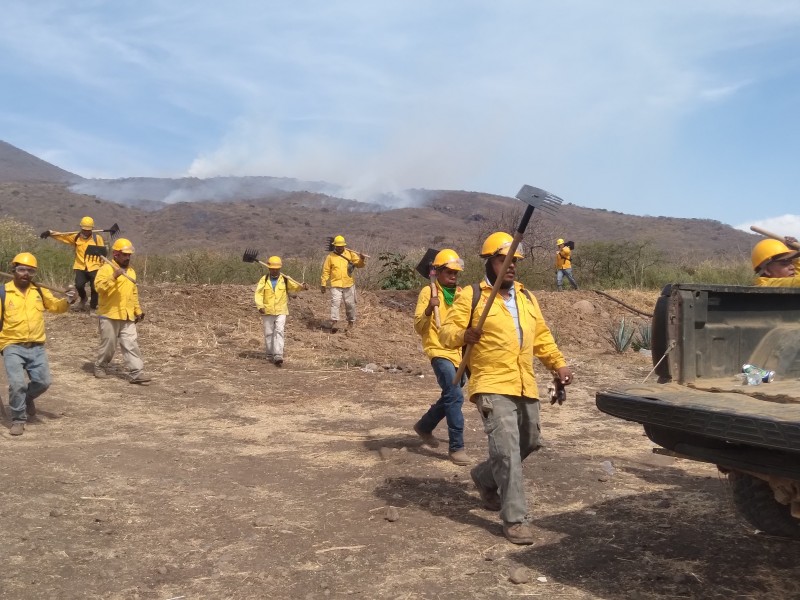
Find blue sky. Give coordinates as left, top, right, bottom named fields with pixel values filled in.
left=1, top=1, right=799, bottom=232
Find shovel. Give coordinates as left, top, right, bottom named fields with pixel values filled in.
left=242, top=249, right=305, bottom=287
left=85, top=245, right=137, bottom=284
left=0, top=271, right=70, bottom=295
left=415, top=248, right=441, bottom=327
left=750, top=225, right=800, bottom=250
left=453, top=184, right=563, bottom=384
left=40, top=223, right=121, bottom=239
left=325, top=237, right=371, bottom=259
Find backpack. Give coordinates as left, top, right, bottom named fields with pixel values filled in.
left=0, top=284, right=43, bottom=332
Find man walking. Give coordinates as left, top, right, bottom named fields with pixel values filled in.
left=93, top=238, right=151, bottom=384
left=440, top=232, right=573, bottom=545
left=320, top=235, right=365, bottom=331
left=255, top=256, right=309, bottom=367
left=42, top=216, right=105, bottom=311
left=1, top=253, right=76, bottom=435
left=412, top=249, right=469, bottom=466
left=555, top=238, right=578, bottom=291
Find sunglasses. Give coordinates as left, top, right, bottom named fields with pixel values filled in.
left=14, top=266, right=37, bottom=274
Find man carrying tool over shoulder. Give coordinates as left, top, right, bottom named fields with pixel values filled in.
left=320, top=235, right=365, bottom=332
left=255, top=256, right=309, bottom=367
left=412, top=249, right=470, bottom=466
left=751, top=238, right=800, bottom=287
left=42, top=216, right=105, bottom=312
left=93, top=238, right=151, bottom=384
left=555, top=238, right=578, bottom=291
left=440, top=232, right=573, bottom=545
left=1, top=253, right=77, bottom=436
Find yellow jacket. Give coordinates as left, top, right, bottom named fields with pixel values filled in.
left=754, top=275, right=800, bottom=287
left=255, top=274, right=305, bottom=315
left=50, top=232, right=106, bottom=272
left=321, top=250, right=365, bottom=288
left=555, top=246, right=572, bottom=269
left=95, top=261, right=141, bottom=321
left=439, top=280, right=566, bottom=400
left=414, top=282, right=462, bottom=366
left=0, top=281, right=68, bottom=351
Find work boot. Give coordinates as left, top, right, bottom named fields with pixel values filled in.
left=347, top=320, right=356, bottom=328
left=470, top=466, right=501, bottom=511
left=265, top=354, right=274, bottom=362
left=94, top=365, right=107, bottom=379
left=274, top=358, right=284, bottom=368
left=413, top=422, right=439, bottom=448
left=330, top=320, right=339, bottom=333
left=130, top=373, right=152, bottom=385
left=79, top=299, right=87, bottom=312
left=503, top=521, right=535, bottom=545
left=449, top=449, right=471, bottom=466
left=9, top=422, right=24, bottom=436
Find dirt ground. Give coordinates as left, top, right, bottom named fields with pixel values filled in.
left=1, top=284, right=799, bottom=599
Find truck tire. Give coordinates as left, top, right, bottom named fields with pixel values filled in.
left=729, top=471, right=800, bottom=538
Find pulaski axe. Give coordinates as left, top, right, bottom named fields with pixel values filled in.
left=415, top=248, right=441, bottom=327
left=453, top=184, right=563, bottom=384
left=85, top=245, right=137, bottom=285
left=40, top=223, right=121, bottom=239
left=750, top=225, right=800, bottom=250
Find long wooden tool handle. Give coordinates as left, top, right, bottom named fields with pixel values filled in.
left=50, top=229, right=109, bottom=236
left=0, top=271, right=68, bottom=295
left=256, top=261, right=305, bottom=286
left=96, top=256, right=137, bottom=284
left=750, top=225, right=800, bottom=250
left=453, top=218, right=532, bottom=384
left=429, top=277, right=441, bottom=328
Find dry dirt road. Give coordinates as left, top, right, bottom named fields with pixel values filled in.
left=1, top=285, right=798, bottom=599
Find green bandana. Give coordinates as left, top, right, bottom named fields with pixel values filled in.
left=440, top=285, right=456, bottom=306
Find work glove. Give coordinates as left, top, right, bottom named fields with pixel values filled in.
left=321, top=286, right=327, bottom=294
left=40, top=230, right=51, bottom=239
left=65, top=285, right=77, bottom=304
left=134, top=313, right=145, bottom=324
left=259, top=308, right=266, bottom=315
left=302, top=283, right=310, bottom=291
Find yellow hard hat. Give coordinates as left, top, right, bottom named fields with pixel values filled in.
left=267, top=256, right=282, bottom=268
left=112, top=238, right=135, bottom=253
left=556, top=238, right=565, bottom=246
left=332, top=235, right=346, bottom=247
left=12, top=252, right=38, bottom=268
left=432, top=249, right=464, bottom=271
left=480, top=232, right=524, bottom=259
left=80, top=216, right=95, bottom=230
left=752, top=239, right=800, bottom=272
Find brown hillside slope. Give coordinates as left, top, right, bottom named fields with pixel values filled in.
left=0, top=140, right=82, bottom=183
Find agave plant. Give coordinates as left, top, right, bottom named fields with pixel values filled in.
left=606, top=317, right=636, bottom=353
left=633, top=321, right=652, bottom=351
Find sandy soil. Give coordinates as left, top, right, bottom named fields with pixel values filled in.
left=1, top=284, right=799, bottom=599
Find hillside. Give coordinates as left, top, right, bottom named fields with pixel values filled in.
left=0, top=140, right=760, bottom=260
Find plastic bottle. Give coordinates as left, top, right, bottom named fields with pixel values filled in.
left=742, top=364, right=775, bottom=385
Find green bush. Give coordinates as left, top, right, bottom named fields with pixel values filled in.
left=378, top=252, right=417, bottom=290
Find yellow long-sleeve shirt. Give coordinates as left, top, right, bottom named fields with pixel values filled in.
left=50, top=232, right=106, bottom=272
left=95, top=262, right=141, bottom=321
left=439, top=280, right=566, bottom=400
left=255, top=274, right=305, bottom=315
left=320, top=250, right=365, bottom=288
left=0, top=281, right=68, bottom=351
left=555, top=246, right=572, bottom=269
left=754, top=275, right=800, bottom=287
left=413, top=282, right=462, bottom=366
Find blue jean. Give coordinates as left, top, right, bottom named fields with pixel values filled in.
left=556, top=268, right=578, bottom=290
left=2, top=344, right=51, bottom=423
left=416, top=357, right=465, bottom=451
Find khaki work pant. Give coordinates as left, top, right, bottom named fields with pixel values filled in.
left=95, top=318, right=144, bottom=378
left=472, top=394, right=541, bottom=524
left=330, top=285, right=356, bottom=322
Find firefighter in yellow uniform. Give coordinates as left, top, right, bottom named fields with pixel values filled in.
left=42, top=216, right=105, bottom=311
left=0, top=253, right=76, bottom=435
left=255, top=256, right=309, bottom=367
left=93, top=238, right=150, bottom=384
left=752, top=238, right=800, bottom=287
left=440, top=232, right=573, bottom=545
left=320, top=235, right=365, bottom=330
left=412, top=249, right=470, bottom=465
left=555, top=238, right=578, bottom=291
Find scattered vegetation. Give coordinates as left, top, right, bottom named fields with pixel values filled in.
left=632, top=321, right=652, bottom=351
left=606, top=317, right=636, bottom=353
left=377, top=252, right=417, bottom=290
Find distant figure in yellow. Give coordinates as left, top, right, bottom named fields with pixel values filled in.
left=255, top=256, right=309, bottom=367
left=0, top=253, right=76, bottom=435
left=93, top=238, right=150, bottom=384
left=752, top=238, right=800, bottom=287
left=42, top=216, right=105, bottom=311
left=555, top=238, right=578, bottom=291
left=320, top=235, right=365, bottom=331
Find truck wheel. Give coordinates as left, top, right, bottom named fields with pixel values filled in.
left=729, top=471, right=800, bottom=538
